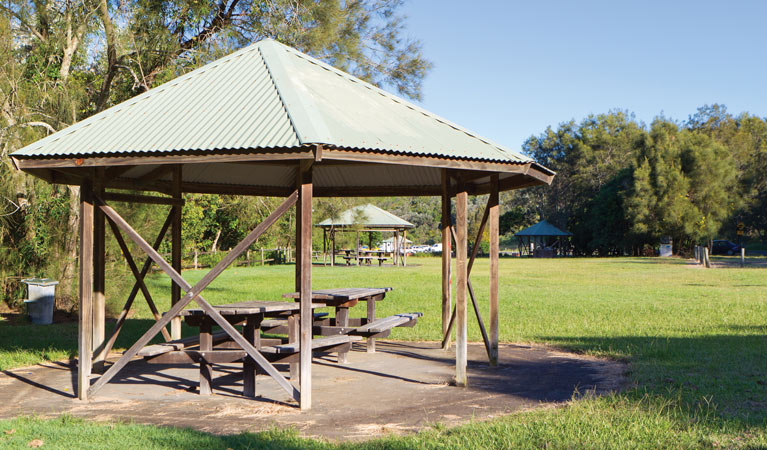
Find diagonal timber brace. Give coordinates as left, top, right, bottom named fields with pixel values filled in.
left=107, top=219, right=172, bottom=337
left=87, top=192, right=300, bottom=401
left=442, top=195, right=492, bottom=359
left=95, top=211, right=173, bottom=362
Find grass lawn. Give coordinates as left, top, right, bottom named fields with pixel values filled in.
left=1, top=256, right=766, bottom=448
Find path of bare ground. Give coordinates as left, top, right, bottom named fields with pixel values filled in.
left=0, top=341, right=627, bottom=441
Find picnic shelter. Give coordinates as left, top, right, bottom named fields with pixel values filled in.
left=10, top=39, right=554, bottom=410
left=515, top=220, right=572, bottom=257
left=317, top=204, right=414, bottom=266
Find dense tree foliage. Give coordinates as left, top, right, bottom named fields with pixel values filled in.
left=508, top=106, right=764, bottom=256
left=0, top=0, right=430, bottom=306
left=1, top=0, right=764, bottom=313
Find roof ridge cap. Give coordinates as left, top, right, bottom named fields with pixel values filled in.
left=258, top=40, right=333, bottom=145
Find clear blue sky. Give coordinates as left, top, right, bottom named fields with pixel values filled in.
left=403, top=0, right=767, bottom=152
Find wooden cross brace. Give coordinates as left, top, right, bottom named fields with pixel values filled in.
left=86, top=191, right=301, bottom=402
left=94, top=210, right=174, bottom=364
left=441, top=194, right=492, bottom=359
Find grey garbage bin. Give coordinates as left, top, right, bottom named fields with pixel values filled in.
left=22, top=278, right=59, bottom=325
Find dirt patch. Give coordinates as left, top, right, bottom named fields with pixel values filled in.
left=0, top=341, right=627, bottom=441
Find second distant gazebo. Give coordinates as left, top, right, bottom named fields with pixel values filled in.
left=317, top=204, right=414, bottom=266
left=515, top=220, right=572, bottom=257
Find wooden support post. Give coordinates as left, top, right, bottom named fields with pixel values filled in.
left=292, top=173, right=303, bottom=381
left=403, top=229, right=408, bottom=267
left=298, top=163, right=313, bottom=410
left=288, top=314, right=299, bottom=381
left=171, top=165, right=182, bottom=339
left=199, top=319, right=212, bottom=395
left=336, top=308, right=349, bottom=362
left=366, top=299, right=376, bottom=353
left=356, top=231, right=360, bottom=266
left=331, top=230, right=335, bottom=267
left=78, top=179, right=94, bottom=400
left=455, top=183, right=468, bottom=387
left=394, top=230, right=399, bottom=266
left=92, top=171, right=106, bottom=372
left=441, top=170, right=452, bottom=350
left=489, top=174, right=500, bottom=366
left=243, top=316, right=257, bottom=397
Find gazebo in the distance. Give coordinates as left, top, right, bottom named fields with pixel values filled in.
left=10, top=39, right=554, bottom=410
left=317, top=204, right=414, bottom=266
left=515, top=220, right=572, bottom=257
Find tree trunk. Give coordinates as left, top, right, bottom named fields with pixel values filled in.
left=210, top=229, right=221, bottom=253
left=60, top=185, right=81, bottom=306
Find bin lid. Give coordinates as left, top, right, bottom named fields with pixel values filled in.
left=21, top=278, right=59, bottom=286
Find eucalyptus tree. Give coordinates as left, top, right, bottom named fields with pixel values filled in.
left=0, top=0, right=431, bottom=303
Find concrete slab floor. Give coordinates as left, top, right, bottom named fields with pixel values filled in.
left=0, top=341, right=627, bottom=441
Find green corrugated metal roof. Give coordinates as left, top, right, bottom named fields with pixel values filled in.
left=13, top=39, right=533, bottom=164
left=515, top=220, right=572, bottom=237
left=317, top=204, right=414, bottom=228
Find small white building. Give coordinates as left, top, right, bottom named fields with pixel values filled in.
left=380, top=236, right=413, bottom=253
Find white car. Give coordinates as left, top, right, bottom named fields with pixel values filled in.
left=429, top=243, right=443, bottom=253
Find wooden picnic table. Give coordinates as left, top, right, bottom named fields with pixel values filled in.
left=176, top=300, right=334, bottom=397
left=283, top=288, right=393, bottom=362
left=359, top=250, right=389, bottom=266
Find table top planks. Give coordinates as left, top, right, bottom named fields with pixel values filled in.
left=180, top=300, right=326, bottom=316
left=282, top=287, right=393, bottom=302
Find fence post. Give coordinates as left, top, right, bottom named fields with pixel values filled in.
left=261, top=247, right=265, bottom=266
left=741, top=247, right=745, bottom=268
left=704, top=247, right=711, bottom=268
left=194, top=248, right=198, bottom=270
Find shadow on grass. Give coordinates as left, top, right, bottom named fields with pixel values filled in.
left=538, top=333, right=767, bottom=426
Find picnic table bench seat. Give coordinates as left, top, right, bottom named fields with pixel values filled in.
left=138, top=312, right=331, bottom=358
left=142, top=335, right=361, bottom=365
left=260, top=311, right=328, bottom=334
left=260, top=335, right=361, bottom=355
left=137, top=330, right=230, bottom=357
left=352, top=312, right=422, bottom=335
left=311, top=312, right=423, bottom=337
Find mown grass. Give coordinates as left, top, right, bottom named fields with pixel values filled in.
left=1, top=256, right=766, bottom=448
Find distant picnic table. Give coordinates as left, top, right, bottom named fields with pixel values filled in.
left=339, top=249, right=390, bottom=266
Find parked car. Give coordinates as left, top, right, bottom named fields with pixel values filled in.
left=428, top=243, right=442, bottom=253
left=711, top=240, right=741, bottom=255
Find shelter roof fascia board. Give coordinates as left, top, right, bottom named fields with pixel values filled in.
left=258, top=40, right=333, bottom=145
left=13, top=149, right=315, bottom=169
